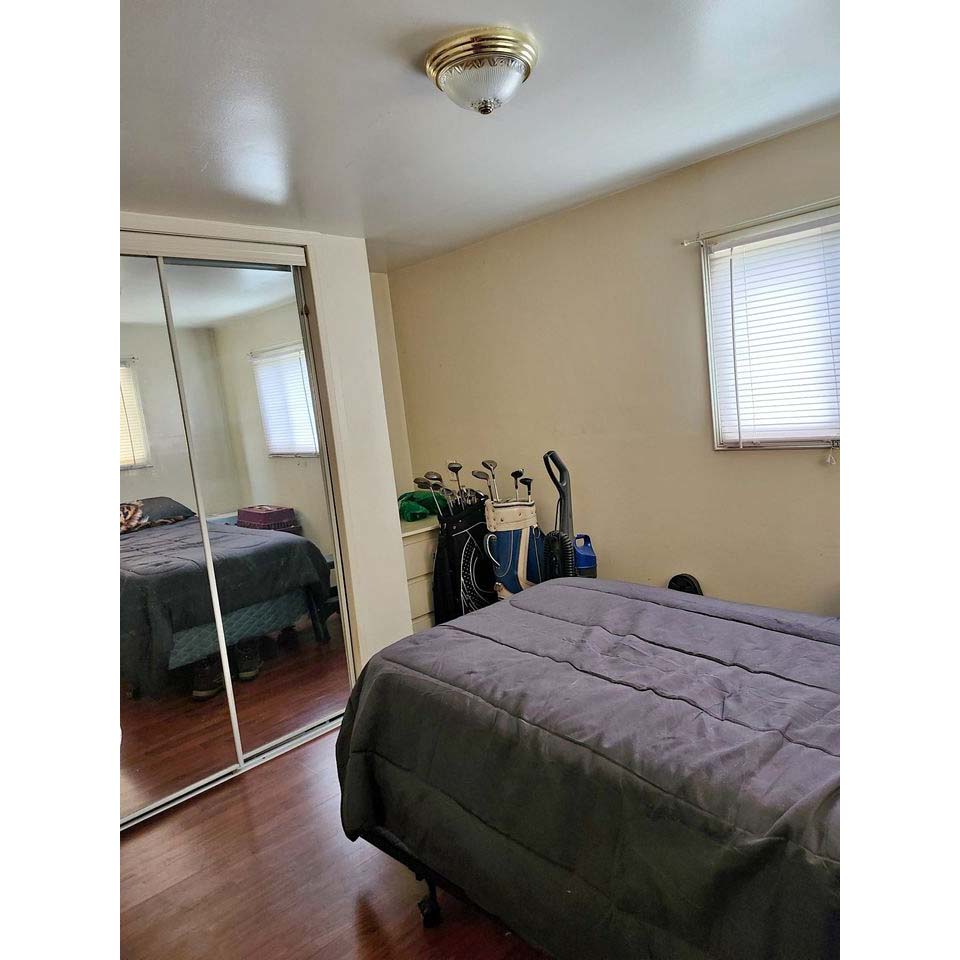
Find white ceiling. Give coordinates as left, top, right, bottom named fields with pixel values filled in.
left=120, top=256, right=296, bottom=327
left=120, top=1, right=839, bottom=271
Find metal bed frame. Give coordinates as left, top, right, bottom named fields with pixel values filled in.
left=358, top=826, right=474, bottom=928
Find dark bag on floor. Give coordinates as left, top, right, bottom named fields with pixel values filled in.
left=432, top=500, right=497, bottom=625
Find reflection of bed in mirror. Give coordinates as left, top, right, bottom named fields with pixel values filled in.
left=120, top=496, right=332, bottom=699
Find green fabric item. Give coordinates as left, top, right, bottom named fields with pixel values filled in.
left=398, top=490, right=442, bottom=521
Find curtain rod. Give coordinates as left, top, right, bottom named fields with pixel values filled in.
left=680, top=197, right=840, bottom=247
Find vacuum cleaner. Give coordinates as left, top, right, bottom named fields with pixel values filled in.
left=542, top=450, right=596, bottom=579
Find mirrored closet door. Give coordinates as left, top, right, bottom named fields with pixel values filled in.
left=162, top=258, right=350, bottom=757
left=120, top=255, right=240, bottom=820
left=121, top=244, right=352, bottom=826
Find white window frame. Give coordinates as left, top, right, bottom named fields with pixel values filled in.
left=700, top=205, right=840, bottom=450
left=250, top=343, right=321, bottom=457
left=120, top=357, right=152, bottom=470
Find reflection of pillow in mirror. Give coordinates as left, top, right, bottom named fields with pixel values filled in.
left=120, top=497, right=196, bottom=534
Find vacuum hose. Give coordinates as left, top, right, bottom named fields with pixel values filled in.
left=543, top=530, right=576, bottom=579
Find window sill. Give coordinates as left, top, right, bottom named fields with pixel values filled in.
left=714, top=440, right=840, bottom=451
left=120, top=463, right=154, bottom=472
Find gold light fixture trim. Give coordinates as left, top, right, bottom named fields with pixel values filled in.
left=425, top=27, right=539, bottom=115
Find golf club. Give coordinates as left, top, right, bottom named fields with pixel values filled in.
left=472, top=469, right=493, bottom=500
left=431, top=481, right=453, bottom=512
left=424, top=471, right=452, bottom=511
left=481, top=460, right=499, bottom=499
left=414, top=476, right=444, bottom=515
left=423, top=470, right=452, bottom=512
left=511, top=468, right=524, bottom=501
left=439, top=485, right=457, bottom=511
left=520, top=477, right=533, bottom=502
left=447, top=461, right=464, bottom=500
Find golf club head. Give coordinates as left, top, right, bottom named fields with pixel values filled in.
left=471, top=469, right=489, bottom=482
left=447, top=461, right=462, bottom=474
left=424, top=471, right=443, bottom=484
left=511, top=469, right=524, bottom=481
left=414, top=476, right=430, bottom=489
left=481, top=460, right=498, bottom=474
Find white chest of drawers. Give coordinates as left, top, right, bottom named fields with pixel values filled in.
left=401, top=517, right=440, bottom=633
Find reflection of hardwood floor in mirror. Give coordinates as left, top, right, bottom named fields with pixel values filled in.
left=121, top=731, right=544, bottom=960
left=121, top=624, right=351, bottom=818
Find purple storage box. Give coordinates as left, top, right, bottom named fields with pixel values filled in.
left=236, top=505, right=297, bottom=530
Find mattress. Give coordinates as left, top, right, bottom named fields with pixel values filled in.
left=337, top=578, right=839, bottom=960
left=120, top=518, right=330, bottom=694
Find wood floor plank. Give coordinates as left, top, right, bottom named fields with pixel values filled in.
left=121, top=731, right=544, bottom=959
left=121, top=624, right=350, bottom=818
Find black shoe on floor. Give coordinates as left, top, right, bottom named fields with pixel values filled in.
left=236, top=638, right=262, bottom=681
left=192, top=656, right=224, bottom=700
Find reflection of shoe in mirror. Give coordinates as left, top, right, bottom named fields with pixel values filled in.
left=237, top=638, right=262, bottom=681
left=191, top=657, right=224, bottom=701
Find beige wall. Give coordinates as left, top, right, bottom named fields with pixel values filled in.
left=120, top=322, right=243, bottom=514
left=388, top=117, right=840, bottom=615
left=370, top=273, right=414, bottom=496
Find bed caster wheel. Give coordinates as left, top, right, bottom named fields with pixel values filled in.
left=418, top=881, right=442, bottom=928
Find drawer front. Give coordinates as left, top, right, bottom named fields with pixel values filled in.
left=403, top=532, right=438, bottom=581
left=407, top=573, right=434, bottom=621
left=412, top=613, right=435, bottom=633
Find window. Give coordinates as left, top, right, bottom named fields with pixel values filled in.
left=702, top=207, right=839, bottom=449
left=250, top=345, right=320, bottom=456
left=120, top=359, right=151, bottom=469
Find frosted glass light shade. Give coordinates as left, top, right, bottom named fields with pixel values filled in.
left=425, top=28, right=538, bottom=116
left=437, top=57, right=527, bottom=114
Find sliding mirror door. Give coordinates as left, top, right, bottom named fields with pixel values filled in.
left=120, top=256, right=240, bottom=820
left=162, top=259, right=350, bottom=756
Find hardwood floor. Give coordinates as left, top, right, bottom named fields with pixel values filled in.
left=121, top=621, right=351, bottom=817
left=121, top=730, right=544, bottom=959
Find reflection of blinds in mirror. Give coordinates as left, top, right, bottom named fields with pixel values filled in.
left=251, top=345, right=320, bottom=455
left=120, top=359, right=151, bottom=469
left=704, top=212, right=840, bottom=448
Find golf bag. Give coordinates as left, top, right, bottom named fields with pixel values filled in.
left=484, top=500, right=545, bottom=599
left=432, top=499, right=497, bottom=624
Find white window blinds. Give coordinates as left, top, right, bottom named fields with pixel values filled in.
left=250, top=345, right=320, bottom=456
left=120, top=359, right=151, bottom=469
left=703, top=208, right=840, bottom=448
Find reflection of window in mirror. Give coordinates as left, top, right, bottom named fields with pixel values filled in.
left=120, top=358, right=151, bottom=469
left=250, top=345, right=320, bottom=456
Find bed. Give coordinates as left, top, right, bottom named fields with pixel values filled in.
left=336, top=577, right=839, bottom=960
left=120, top=506, right=331, bottom=696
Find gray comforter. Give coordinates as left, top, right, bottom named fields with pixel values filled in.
left=337, top=578, right=839, bottom=960
left=120, top=518, right=329, bottom=694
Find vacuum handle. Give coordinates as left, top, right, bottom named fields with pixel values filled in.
left=543, top=450, right=569, bottom=495
left=543, top=450, right=574, bottom=541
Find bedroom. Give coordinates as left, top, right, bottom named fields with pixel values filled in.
left=8, top=2, right=956, bottom=958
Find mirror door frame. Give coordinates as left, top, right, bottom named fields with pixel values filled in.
left=120, top=217, right=413, bottom=828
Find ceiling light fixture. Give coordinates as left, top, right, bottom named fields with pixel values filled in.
left=425, top=27, right=538, bottom=116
